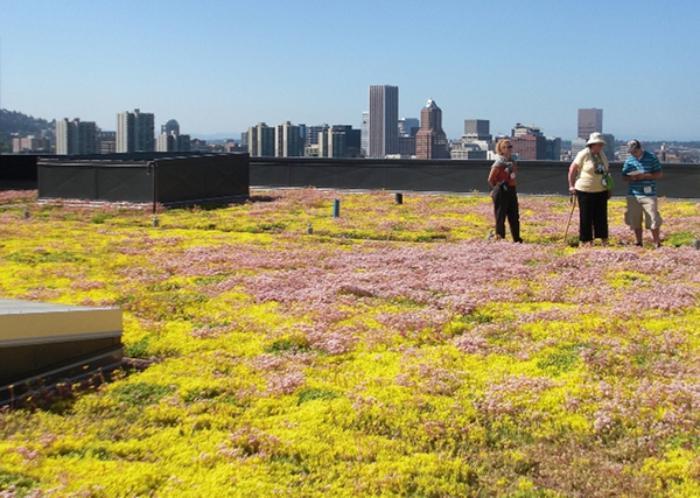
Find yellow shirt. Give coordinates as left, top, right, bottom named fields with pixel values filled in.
left=574, top=148, right=609, bottom=193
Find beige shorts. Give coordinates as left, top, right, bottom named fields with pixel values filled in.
left=625, top=195, right=662, bottom=230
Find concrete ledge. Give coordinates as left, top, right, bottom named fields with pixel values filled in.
left=0, top=299, right=122, bottom=346
left=0, top=299, right=124, bottom=386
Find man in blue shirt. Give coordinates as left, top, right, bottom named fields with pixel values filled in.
left=622, top=140, right=663, bottom=247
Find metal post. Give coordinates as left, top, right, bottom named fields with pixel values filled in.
left=150, top=161, right=157, bottom=216
left=395, top=192, right=403, bottom=205
left=333, top=199, right=340, bottom=218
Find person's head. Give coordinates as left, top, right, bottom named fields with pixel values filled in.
left=495, top=139, right=513, bottom=157
left=586, top=132, right=606, bottom=155
left=627, top=139, right=643, bottom=159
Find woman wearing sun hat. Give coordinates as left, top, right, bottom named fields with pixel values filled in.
left=567, top=132, right=611, bottom=246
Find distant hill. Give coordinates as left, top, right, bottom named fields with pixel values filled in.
left=0, top=109, right=53, bottom=152
left=0, top=108, right=53, bottom=135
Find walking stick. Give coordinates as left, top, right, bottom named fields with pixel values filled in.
left=563, top=194, right=577, bottom=244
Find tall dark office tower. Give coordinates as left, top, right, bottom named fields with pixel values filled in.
left=368, top=85, right=399, bottom=158
left=55, top=118, right=97, bottom=154
left=117, top=109, right=155, bottom=152
left=415, top=99, right=449, bottom=159
left=578, top=108, right=603, bottom=139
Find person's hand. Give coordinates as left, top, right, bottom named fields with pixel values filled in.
left=568, top=186, right=576, bottom=195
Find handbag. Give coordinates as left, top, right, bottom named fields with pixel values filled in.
left=603, top=172, right=614, bottom=191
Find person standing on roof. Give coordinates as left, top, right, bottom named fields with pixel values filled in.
left=568, top=132, right=611, bottom=246
left=622, top=139, right=663, bottom=247
left=488, top=138, right=523, bottom=243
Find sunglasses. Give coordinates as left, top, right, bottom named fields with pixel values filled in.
left=506, top=145, right=513, bottom=149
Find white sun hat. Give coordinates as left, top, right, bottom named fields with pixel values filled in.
left=586, top=132, right=606, bottom=146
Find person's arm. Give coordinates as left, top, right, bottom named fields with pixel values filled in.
left=487, top=164, right=500, bottom=187
left=634, top=171, right=663, bottom=180
left=568, top=162, right=579, bottom=194
left=636, top=158, right=663, bottom=180
left=621, top=159, right=638, bottom=181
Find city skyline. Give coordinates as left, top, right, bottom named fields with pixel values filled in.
left=2, top=1, right=699, bottom=140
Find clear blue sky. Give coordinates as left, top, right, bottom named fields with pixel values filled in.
left=2, top=0, right=699, bottom=140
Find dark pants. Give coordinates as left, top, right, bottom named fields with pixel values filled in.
left=576, top=190, right=608, bottom=242
left=492, top=185, right=521, bottom=241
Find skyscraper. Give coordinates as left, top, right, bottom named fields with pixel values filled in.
left=510, top=123, right=547, bottom=160
left=601, top=133, right=616, bottom=160
left=368, top=85, right=399, bottom=158
left=577, top=108, right=603, bottom=139
left=247, top=123, right=275, bottom=157
left=157, top=119, right=189, bottom=153
left=98, top=130, right=116, bottom=154
left=304, top=125, right=328, bottom=148
left=117, top=109, right=155, bottom=153
left=161, top=119, right=180, bottom=136
left=415, top=99, right=449, bottom=160
left=361, top=112, right=369, bottom=157
left=156, top=133, right=176, bottom=153
left=275, top=121, right=303, bottom=157
left=55, top=118, right=97, bottom=155
left=464, top=119, right=491, bottom=141
left=398, top=118, right=419, bottom=137
left=319, top=125, right=361, bottom=158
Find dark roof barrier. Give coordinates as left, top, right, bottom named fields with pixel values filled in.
left=250, top=157, right=700, bottom=198
left=0, top=154, right=39, bottom=189
left=37, top=153, right=250, bottom=207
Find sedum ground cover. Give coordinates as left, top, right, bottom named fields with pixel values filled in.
left=0, top=188, right=699, bottom=497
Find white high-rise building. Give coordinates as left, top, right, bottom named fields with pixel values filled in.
left=275, top=121, right=303, bottom=157
left=117, top=109, right=155, bottom=153
left=247, top=123, right=275, bottom=157
left=368, top=85, right=399, bottom=158
left=55, top=118, right=97, bottom=155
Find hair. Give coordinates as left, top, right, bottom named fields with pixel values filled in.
left=628, top=139, right=641, bottom=151
left=495, top=139, right=512, bottom=156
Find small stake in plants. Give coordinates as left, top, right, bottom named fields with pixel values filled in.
left=152, top=215, right=160, bottom=227
left=395, top=193, right=403, bottom=205
left=307, top=223, right=313, bottom=235
left=333, top=199, right=340, bottom=218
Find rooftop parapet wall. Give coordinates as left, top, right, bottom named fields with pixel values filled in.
left=249, top=157, right=700, bottom=198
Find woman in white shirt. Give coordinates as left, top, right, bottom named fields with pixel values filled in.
left=568, top=132, right=611, bottom=246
